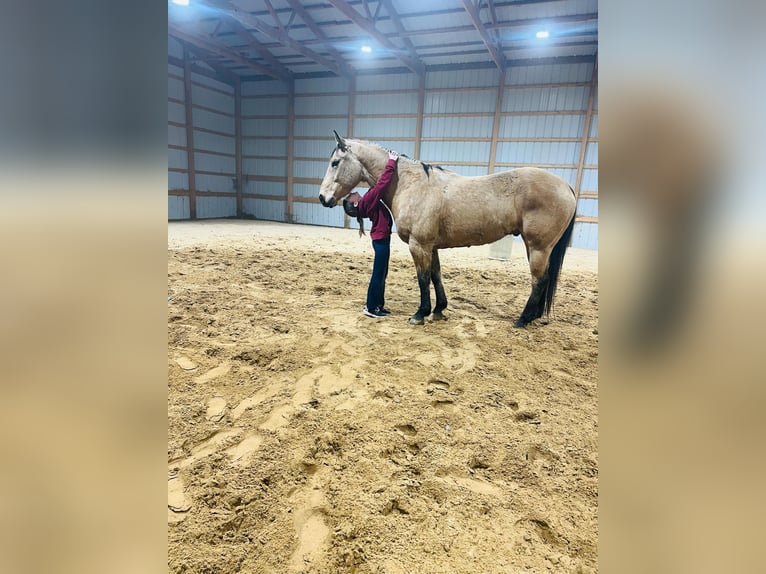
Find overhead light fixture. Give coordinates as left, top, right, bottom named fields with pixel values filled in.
left=536, top=30, right=549, bottom=39
left=361, top=45, right=372, bottom=53
left=171, top=0, right=190, bottom=6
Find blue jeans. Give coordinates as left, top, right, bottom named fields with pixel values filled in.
left=367, top=237, right=390, bottom=311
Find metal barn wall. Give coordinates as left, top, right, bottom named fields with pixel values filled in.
left=198, top=59, right=599, bottom=249
left=168, top=36, right=238, bottom=220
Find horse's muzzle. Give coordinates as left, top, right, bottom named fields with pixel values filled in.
left=318, top=194, right=337, bottom=208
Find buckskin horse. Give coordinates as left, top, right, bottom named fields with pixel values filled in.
left=318, top=131, right=577, bottom=327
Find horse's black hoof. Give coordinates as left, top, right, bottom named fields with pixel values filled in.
left=432, top=312, right=447, bottom=322
left=409, top=315, right=425, bottom=325
left=514, top=319, right=528, bottom=328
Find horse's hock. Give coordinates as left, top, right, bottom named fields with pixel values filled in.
left=488, top=235, right=514, bottom=261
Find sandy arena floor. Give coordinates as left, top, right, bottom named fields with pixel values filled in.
left=168, top=220, right=598, bottom=573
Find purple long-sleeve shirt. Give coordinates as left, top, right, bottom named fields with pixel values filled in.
left=356, top=158, right=397, bottom=240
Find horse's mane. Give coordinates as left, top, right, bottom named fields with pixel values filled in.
left=346, top=138, right=451, bottom=179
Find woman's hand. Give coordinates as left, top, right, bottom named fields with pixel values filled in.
left=388, top=150, right=400, bottom=161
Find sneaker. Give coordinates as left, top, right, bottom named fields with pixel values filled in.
left=378, top=307, right=391, bottom=316
left=363, top=307, right=385, bottom=318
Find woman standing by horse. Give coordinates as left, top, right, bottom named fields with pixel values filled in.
left=343, top=149, right=400, bottom=318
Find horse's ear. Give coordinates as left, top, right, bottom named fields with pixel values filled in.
left=333, top=130, right=347, bottom=152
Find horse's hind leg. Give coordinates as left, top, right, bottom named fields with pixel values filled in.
left=431, top=248, right=448, bottom=321
left=515, top=247, right=551, bottom=328
left=408, top=239, right=433, bottom=325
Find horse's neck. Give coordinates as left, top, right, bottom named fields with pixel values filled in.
left=352, top=143, right=388, bottom=184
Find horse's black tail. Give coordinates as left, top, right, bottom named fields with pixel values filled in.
left=541, top=209, right=576, bottom=317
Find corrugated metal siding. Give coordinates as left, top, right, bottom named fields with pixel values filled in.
left=422, top=116, right=494, bottom=138
left=196, top=174, right=234, bottom=193
left=424, top=91, right=496, bottom=114
left=506, top=63, right=593, bottom=85
left=193, top=131, right=235, bottom=155
left=293, top=202, right=346, bottom=227
left=195, top=152, right=235, bottom=173
left=241, top=81, right=288, bottom=97
left=244, top=181, right=284, bottom=198
left=243, top=137, right=288, bottom=156
left=426, top=69, right=501, bottom=89
left=168, top=195, right=190, bottom=220
left=295, top=77, right=350, bottom=93
left=168, top=148, right=187, bottom=170
left=584, top=142, right=598, bottom=165
left=353, top=117, right=418, bottom=138
left=420, top=141, right=491, bottom=163
left=498, top=114, right=583, bottom=138
left=293, top=160, right=330, bottom=180
left=191, top=85, right=234, bottom=113
left=502, top=86, right=589, bottom=112
left=496, top=142, right=580, bottom=165
left=355, top=93, right=418, bottom=112
left=168, top=125, right=186, bottom=147
left=293, top=139, right=334, bottom=158
left=193, top=107, right=235, bottom=133
left=295, top=117, right=341, bottom=138
left=589, top=114, right=598, bottom=138
left=580, top=169, right=598, bottom=191
left=168, top=101, right=185, bottom=124
left=572, top=222, right=598, bottom=250
left=295, top=94, right=349, bottom=115
left=196, top=196, right=236, bottom=218
left=243, top=198, right=286, bottom=221
left=168, top=77, right=184, bottom=100
left=190, top=73, right=234, bottom=94
left=242, top=97, right=288, bottom=116
left=168, top=172, right=188, bottom=190
left=355, top=73, right=420, bottom=92
left=243, top=158, right=286, bottom=177
left=576, top=198, right=598, bottom=218
left=243, top=118, right=288, bottom=137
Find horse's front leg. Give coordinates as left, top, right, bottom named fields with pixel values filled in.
left=408, top=239, right=432, bottom=325
left=431, top=248, right=448, bottom=321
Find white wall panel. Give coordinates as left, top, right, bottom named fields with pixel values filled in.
left=495, top=142, right=580, bottom=165
left=502, top=87, right=589, bottom=112
left=168, top=101, right=185, bottom=124
left=506, top=62, right=593, bottom=85
left=572, top=221, right=598, bottom=250
left=576, top=198, right=598, bottom=218
left=584, top=142, right=598, bottom=165
left=196, top=174, right=234, bottom=193
left=197, top=196, right=236, bottom=218
left=241, top=81, right=288, bottom=97
left=242, top=97, right=288, bottom=116
left=294, top=117, right=341, bottom=138
left=168, top=172, right=188, bottom=190
left=581, top=169, right=598, bottom=191
left=355, top=93, right=418, bottom=112
left=355, top=73, right=420, bottom=92
left=193, top=131, right=235, bottom=154
left=424, top=91, right=496, bottom=114
left=243, top=198, right=286, bottom=221
left=190, top=73, right=234, bottom=94
left=168, top=148, right=187, bottom=170
left=191, top=85, right=234, bottom=114
left=439, top=164, right=489, bottom=177
left=168, top=195, right=190, bottom=219
left=426, top=69, right=500, bottom=89
left=589, top=114, right=598, bottom=138
left=422, top=116, right=494, bottom=138
left=498, top=114, right=583, bottom=138
left=293, top=160, right=329, bottom=180
left=295, top=77, right=350, bottom=93
left=244, top=180, right=285, bottom=196
left=420, top=141, right=492, bottom=163
left=541, top=167, right=578, bottom=186
left=243, top=158, right=286, bottom=177
left=193, top=108, right=235, bottom=133
left=293, top=202, right=346, bottom=227
left=294, top=183, right=322, bottom=198
left=243, top=138, right=287, bottom=156
left=195, top=152, right=235, bottom=173
left=294, top=139, right=334, bottom=158
left=353, top=117, right=418, bottom=138
left=243, top=119, right=288, bottom=137
left=168, top=63, right=183, bottom=77
left=168, top=77, right=184, bottom=101
left=295, top=94, right=349, bottom=115
left=168, top=125, right=186, bottom=147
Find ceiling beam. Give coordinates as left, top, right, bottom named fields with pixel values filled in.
left=461, top=0, right=505, bottom=70
left=284, top=0, right=354, bottom=75
left=325, top=0, right=425, bottom=76
left=200, top=0, right=349, bottom=77
left=223, top=17, right=293, bottom=82
left=168, top=22, right=286, bottom=82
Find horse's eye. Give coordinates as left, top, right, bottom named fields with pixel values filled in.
left=331, top=160, right=340, bottom=168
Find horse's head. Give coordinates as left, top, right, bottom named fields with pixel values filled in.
left=318, top=131, right=368, bottom=208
